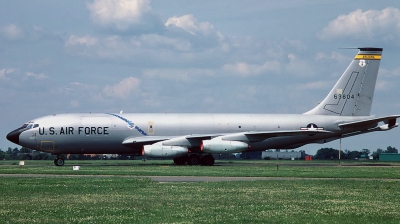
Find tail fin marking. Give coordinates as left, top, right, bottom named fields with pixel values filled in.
left=305, top=47, right=382, bottom=116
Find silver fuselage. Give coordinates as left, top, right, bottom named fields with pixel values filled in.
left=15, top=113, right=373, bottom=155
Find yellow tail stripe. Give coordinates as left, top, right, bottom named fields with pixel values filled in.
left=354, top=54, right=381, bottom=60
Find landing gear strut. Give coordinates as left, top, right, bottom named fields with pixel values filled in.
left=54, top=156, right=65, bottom=166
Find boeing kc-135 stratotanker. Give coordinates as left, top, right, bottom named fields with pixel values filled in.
left=6, top=48, right=400, bottom=166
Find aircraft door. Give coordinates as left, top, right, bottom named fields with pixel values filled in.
left=148, top=121, right=155, bottom=135
left=40, top=141, right=55, bottom=152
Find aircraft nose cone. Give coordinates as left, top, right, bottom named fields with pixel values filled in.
left=6, top=129, right=20, bottom=144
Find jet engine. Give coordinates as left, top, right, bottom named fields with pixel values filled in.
left=201, top=140, right=249, bottom=153
left=142, top=145, right=188, bottom=158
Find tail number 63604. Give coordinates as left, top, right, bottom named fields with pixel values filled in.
left=334, top=94, right=355, bottom=99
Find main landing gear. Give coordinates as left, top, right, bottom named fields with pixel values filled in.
left=173, top=153, right=215, bottom=166
left=54, top=155, right=65, bottom=166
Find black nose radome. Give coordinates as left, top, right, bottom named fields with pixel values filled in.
left=6, top=129, right=21, bottom=144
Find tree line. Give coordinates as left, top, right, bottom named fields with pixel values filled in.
left=0, top=147, right=55, bottom=160
left=0, top=147, right=134, bottom=160
left=0, top=146, right=398, bottom=160
left=314, top=146, right=398, bottom=160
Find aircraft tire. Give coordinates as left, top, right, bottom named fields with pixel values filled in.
left=54, top=158, right=65, bottom=166
left=187, top=154, right=201, bottom=165
left=200, top=155, right=215, bottom=166
left=173, top=156, right=187, bottom=165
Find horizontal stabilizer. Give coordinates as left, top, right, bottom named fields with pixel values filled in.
left=338, top=115, right=400, bottom=129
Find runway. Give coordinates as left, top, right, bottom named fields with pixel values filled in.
left=1, top=174, right=399, bottom=182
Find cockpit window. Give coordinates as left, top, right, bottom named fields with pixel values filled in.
left=19, top=122, right=39, bottom=130
left=21, top=123, right=39, bottom=130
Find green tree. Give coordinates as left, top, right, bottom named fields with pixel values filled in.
left=6, top=147, right=12, bottom=153
left=343, top=149, right=350, bottom=159
left=16, top=153, right=32, bottom=160
left=32, top=152, right=52, bottom=160
left=372, top=148, right=383, bottom=160
left=314, top=148, right=343, bottom=160
left=12, top=147, right=19, bottom=156
left=0, top=150, right=5, bottom=160
left=20, top=147, right=32, bottom=153
left=384, top=146, right=398, bottom=153
left=347, top=150, right=362, bottom=159
left=6, top=147, right=18, bottom=159
left=361, top=149, right=370, bottom=156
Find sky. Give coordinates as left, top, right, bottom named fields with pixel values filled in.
left=1, top=0, right=400, bottom=155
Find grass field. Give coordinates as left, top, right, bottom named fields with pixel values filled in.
left=0, top=159, right=399, bottom=179
left=1, top=160, right=400, bottom=223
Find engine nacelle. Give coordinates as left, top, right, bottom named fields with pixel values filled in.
left=142, top=145, right=188, bottom=158
left=201, top=140, right=249, bottom=153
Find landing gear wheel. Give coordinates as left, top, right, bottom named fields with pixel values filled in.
left=54, top=158, right=65, bottom=166
left=187, top=154, right=201, bottom=165
left=201, top=155, right=215, bottom=166
left=173, top=156, right=187, bottom=165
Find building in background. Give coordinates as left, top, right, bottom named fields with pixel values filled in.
left=262, top=150, right=305, bottom=160
left=379, top=153, right=400, bottom=162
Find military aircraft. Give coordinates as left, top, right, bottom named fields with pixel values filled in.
left=6, top=47, right=399, bottom=166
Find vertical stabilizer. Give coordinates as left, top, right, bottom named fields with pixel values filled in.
left=305, top=48, right=382, bottom=116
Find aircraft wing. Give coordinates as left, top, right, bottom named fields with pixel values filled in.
left=122, top=134, right=222, bottom=147
left=338, top=115, right=400, bottom=130
left=122, top=136, right=172, bottom=146
left=184, top=134, right=222, bottom=140
left=220, top=129, right=332, bottom=143
left=122, top=129, right=331, bottom=147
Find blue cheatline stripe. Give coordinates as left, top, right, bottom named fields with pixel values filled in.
left=107, top=113, right=147, bottom=136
